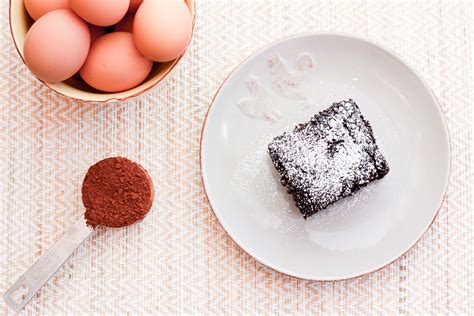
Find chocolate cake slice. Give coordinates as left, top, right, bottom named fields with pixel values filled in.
left=268, top=99, right=389, bottom=218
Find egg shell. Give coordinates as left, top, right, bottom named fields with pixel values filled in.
left=89, top=24, right=107, bottom=42
left=133, top=0, right=192, bottom=62
left=114, top=13, right=134, bottom=33
left=24, top=0, right=70, bottom=20
left=80, top=32, right=153, bottom=92
left=70, top=0, right=129, bottom=26
left=23, top=9, right=90, bottom=83
left=128, top=0, right=143, bottom=12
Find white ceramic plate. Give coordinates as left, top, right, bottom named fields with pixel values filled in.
left=200, top=33, right=450, bottom=280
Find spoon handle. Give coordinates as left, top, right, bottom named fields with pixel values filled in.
left=4, top=217, right=93, bottom=312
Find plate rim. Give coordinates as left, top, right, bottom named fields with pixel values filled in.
left=199, top=31, right=451, bottom=281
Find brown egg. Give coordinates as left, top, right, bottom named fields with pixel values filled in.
left=70, top=0, right=129, bottom=26
left=80, top=32, right=152, bottom=92
left=24, top=9, right=90, bottom=82
left=133, top=0, right=192, bottom=62
left=24, top=0, right=70, bottom=20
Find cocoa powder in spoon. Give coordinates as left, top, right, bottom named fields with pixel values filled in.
left=82, top=157, right=154, bottom=228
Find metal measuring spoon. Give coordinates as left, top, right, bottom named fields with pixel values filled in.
left=4, top=157, right=154, bottom=312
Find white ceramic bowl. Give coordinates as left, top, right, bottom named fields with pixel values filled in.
left=9, top=0, right=195, bottom=102
left=201, top=32, right=450, bottom=280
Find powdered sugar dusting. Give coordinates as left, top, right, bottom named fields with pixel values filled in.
left=229, top=131, right=386, bottom=242
left=268, top=99, right=389, bottom=217
left=230, top=136, right=297, bottom=232
left=238, top=76, right=282, bottom=121
left=268, top=53, right=315, bottom=105
left=237, top=52, right=317, bottom=121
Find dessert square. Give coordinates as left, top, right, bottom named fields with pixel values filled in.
left=268, top=99, right=390, bottom=218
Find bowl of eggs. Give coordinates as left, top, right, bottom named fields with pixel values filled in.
left=9, top=0, right=195, bottom=102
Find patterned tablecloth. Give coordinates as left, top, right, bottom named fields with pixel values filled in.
left=1, top=0, right=473, bottom=314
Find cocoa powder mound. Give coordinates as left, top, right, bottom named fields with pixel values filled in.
left=82, top=157, right=154, bottom=228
